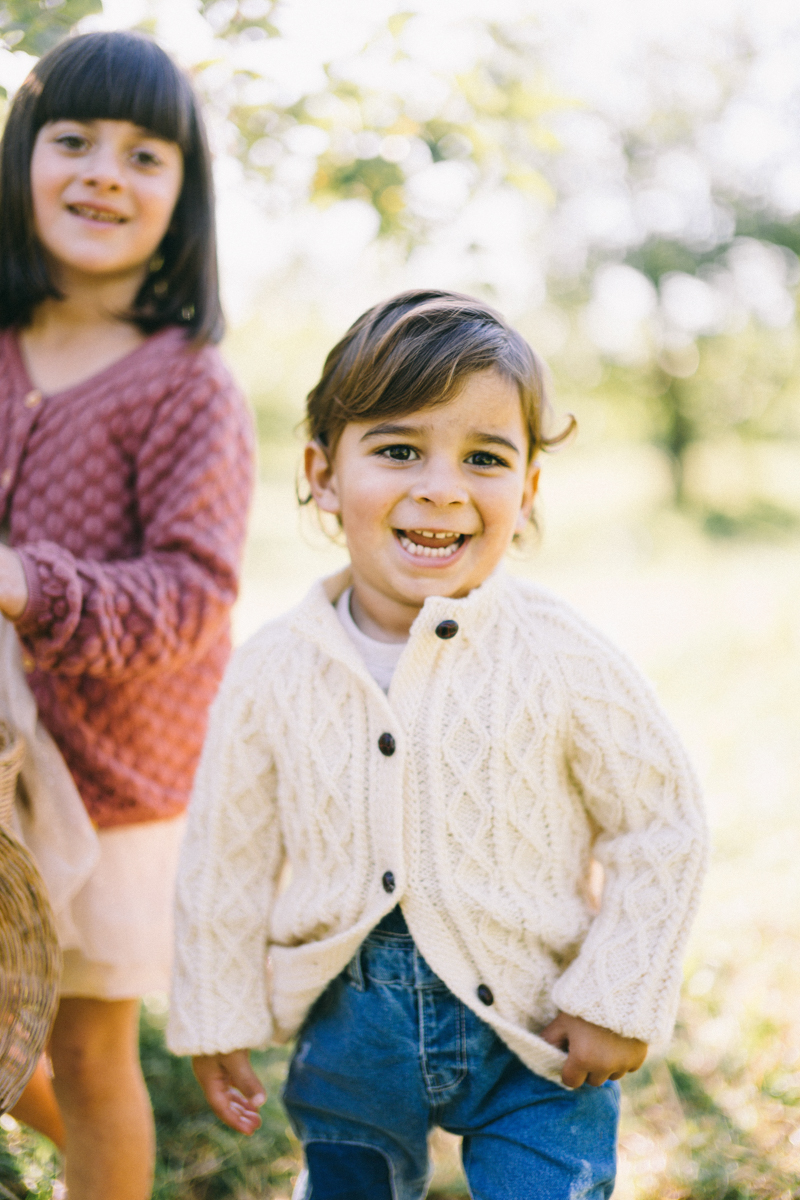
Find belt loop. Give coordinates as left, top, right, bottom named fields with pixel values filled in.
left=347, top=941, right=366, bottom=991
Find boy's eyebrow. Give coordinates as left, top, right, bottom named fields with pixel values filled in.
left=359, top=424, right=522, bottom=455
left=359, top=422, right=423, bottom=441
left=471, top=432, right=522, bottom=456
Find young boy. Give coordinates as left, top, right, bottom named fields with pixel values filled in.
left=168, top=290, right=707, bottom=1199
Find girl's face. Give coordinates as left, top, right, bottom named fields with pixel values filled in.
left=30, top=118, right=183, bottom=288
left=306, top=368, right=540, bottom=634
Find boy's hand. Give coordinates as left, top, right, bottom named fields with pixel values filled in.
left=192, top=1050, right=266, bottom=1135
left=540, top=1011, right=647, bottom=1089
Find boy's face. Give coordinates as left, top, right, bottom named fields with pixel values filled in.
left=306, top=368, right=539, bottom=636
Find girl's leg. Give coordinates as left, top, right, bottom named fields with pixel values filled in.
left=9, top=1056, right=66, bottom=1150
left=48, top=997, right=155, bottom=1200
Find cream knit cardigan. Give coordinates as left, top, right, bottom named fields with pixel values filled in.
left=168, top=568, right=707, bottom=1083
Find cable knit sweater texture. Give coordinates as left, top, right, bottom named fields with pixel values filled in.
left=0, top=327, right=254, bottom=827
left=168, top=567, right=707, bottom=1083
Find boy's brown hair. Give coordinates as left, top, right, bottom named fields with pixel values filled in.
left=306, top=289, right=574, bottom=461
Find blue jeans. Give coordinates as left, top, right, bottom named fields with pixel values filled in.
left=283, top=908, right=619, bottom=1200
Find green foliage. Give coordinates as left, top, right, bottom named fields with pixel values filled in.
left=627, top=239, right=728, bottom=286
left=206, top=11, right=559, bottom=242
left=703, top=500, right=800, bottom=539
left=0, top=1123, right=58, bottom=1199
left=199, top=0, right=279, bottom=42
left=0, top=1005, right=299, bottom=1200
left=0, top=1137, right=28, bottom=1199
left=140, top=1002, right=298, bottom=1199
left=620, top=1036, right=800, bottom=1198
left=581, top=317, right=800, bottom=511
left=0, top=0, right=101, bottom=66
left=735, top=212, right=800, bottom=261
left=3, top=0, right=800, bottom=527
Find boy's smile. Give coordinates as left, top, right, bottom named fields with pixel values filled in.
left=396, top=529, right=466, bottom=557
left=305, top=368, right=539, bottom=639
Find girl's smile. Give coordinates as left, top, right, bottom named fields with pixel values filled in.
left=306, top=368, right=539, bottom=638
left=68, top=203, right=128, bottom=223
left=30, top=118, right=183, bottom=287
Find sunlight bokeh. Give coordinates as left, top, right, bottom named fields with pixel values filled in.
left=3, top=1, right=800, bottom=1195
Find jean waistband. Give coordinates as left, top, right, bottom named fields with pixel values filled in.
left=347, top=908, right=450, bottom=992
left=370, top=904, right=412, bottom=940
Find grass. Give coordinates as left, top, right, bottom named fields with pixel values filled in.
left=4, top=435, right=800, bottom=1196
left=0, top=1008, right=468, bottom=1199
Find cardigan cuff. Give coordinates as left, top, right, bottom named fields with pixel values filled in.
left=13, top=544, right=80, bottom=645
left=13, top=548, right=49, bottom=637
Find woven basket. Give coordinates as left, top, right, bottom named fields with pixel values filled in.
left=0, top=723, right=60, bottom=1113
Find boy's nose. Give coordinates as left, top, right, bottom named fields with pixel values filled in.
left=410, top=463, right=469, bottom=507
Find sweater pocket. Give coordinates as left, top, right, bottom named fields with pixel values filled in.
left=269, top=922, right=375, bottom=1041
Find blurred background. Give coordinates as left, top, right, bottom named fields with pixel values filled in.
left=3, top=1, right=800, bottom=1196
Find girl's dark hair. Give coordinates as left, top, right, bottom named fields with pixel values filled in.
left=306, top=289, right=575, bottom=461
left=0, top=31, right=223, bottom=343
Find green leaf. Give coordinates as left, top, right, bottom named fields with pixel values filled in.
left=0, top=0, right=103, bottom=59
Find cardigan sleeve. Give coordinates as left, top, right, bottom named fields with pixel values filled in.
left=13, top=350, right=254, bottom=680
left=167, top=652, right=284, bottom=1057
left=550, top=637, right=708, bottom=1047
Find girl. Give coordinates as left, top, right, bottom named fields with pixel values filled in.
left=0, top=32, right=253, bottom=1200
left=168, top=291, right=707, bottom=1199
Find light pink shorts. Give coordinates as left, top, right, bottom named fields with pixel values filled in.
left=59, top=815, right=186, bottom=1000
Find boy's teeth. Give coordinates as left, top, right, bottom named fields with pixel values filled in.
left=398, top=533, right=463, bottom=558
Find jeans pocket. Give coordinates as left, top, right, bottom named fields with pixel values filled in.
left=344, top=947, right=366, bottom=991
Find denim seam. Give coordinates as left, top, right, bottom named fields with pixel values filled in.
left=364, top=931, right=414, bottom=946
left=418, top=981, right=468, bottom=1097
left=363, top=977, right=415, bottom=988
left=346, top=948, right=366, bottom=991
left=431, top=996, right=468, bottom=1096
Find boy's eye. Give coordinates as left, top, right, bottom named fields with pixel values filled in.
left=377, top=444, right=419, bottom=462
left=466, top=451, right=507, bottom=468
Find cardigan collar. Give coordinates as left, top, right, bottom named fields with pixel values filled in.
left=288, top=564, right=509, bottom=686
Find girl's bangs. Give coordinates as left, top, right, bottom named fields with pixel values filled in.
left=34, top=35, right=193, bottom=150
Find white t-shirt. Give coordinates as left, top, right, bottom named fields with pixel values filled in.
left=335, top=587, right=406, bottom=692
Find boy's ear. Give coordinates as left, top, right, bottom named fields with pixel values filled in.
left=516, top=461, right=540, bottom=532
left=304, top=440, right=341, bottom=515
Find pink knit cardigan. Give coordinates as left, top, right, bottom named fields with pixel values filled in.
left=0, top=326, right=254, bottom=828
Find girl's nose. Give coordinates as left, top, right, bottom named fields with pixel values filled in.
left=81, top=148, right=124, bottom=191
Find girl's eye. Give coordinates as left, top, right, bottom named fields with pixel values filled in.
left=131, top=150, right=162, bottom=168
left=378, top=444, right=419, bottom=462
left=56, top=135, right=88, bottom=152
left=466, top=451, right=507, bottom=468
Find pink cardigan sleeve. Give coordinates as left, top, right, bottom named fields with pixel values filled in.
left=14, top=353, right=255, bottom=679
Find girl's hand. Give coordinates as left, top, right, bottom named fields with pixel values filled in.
left=192, top=1050, right=266, bottom=1135
left=0, top=546, right=28, bottom=620
left=540, top=1011, right=647, bottom=1089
